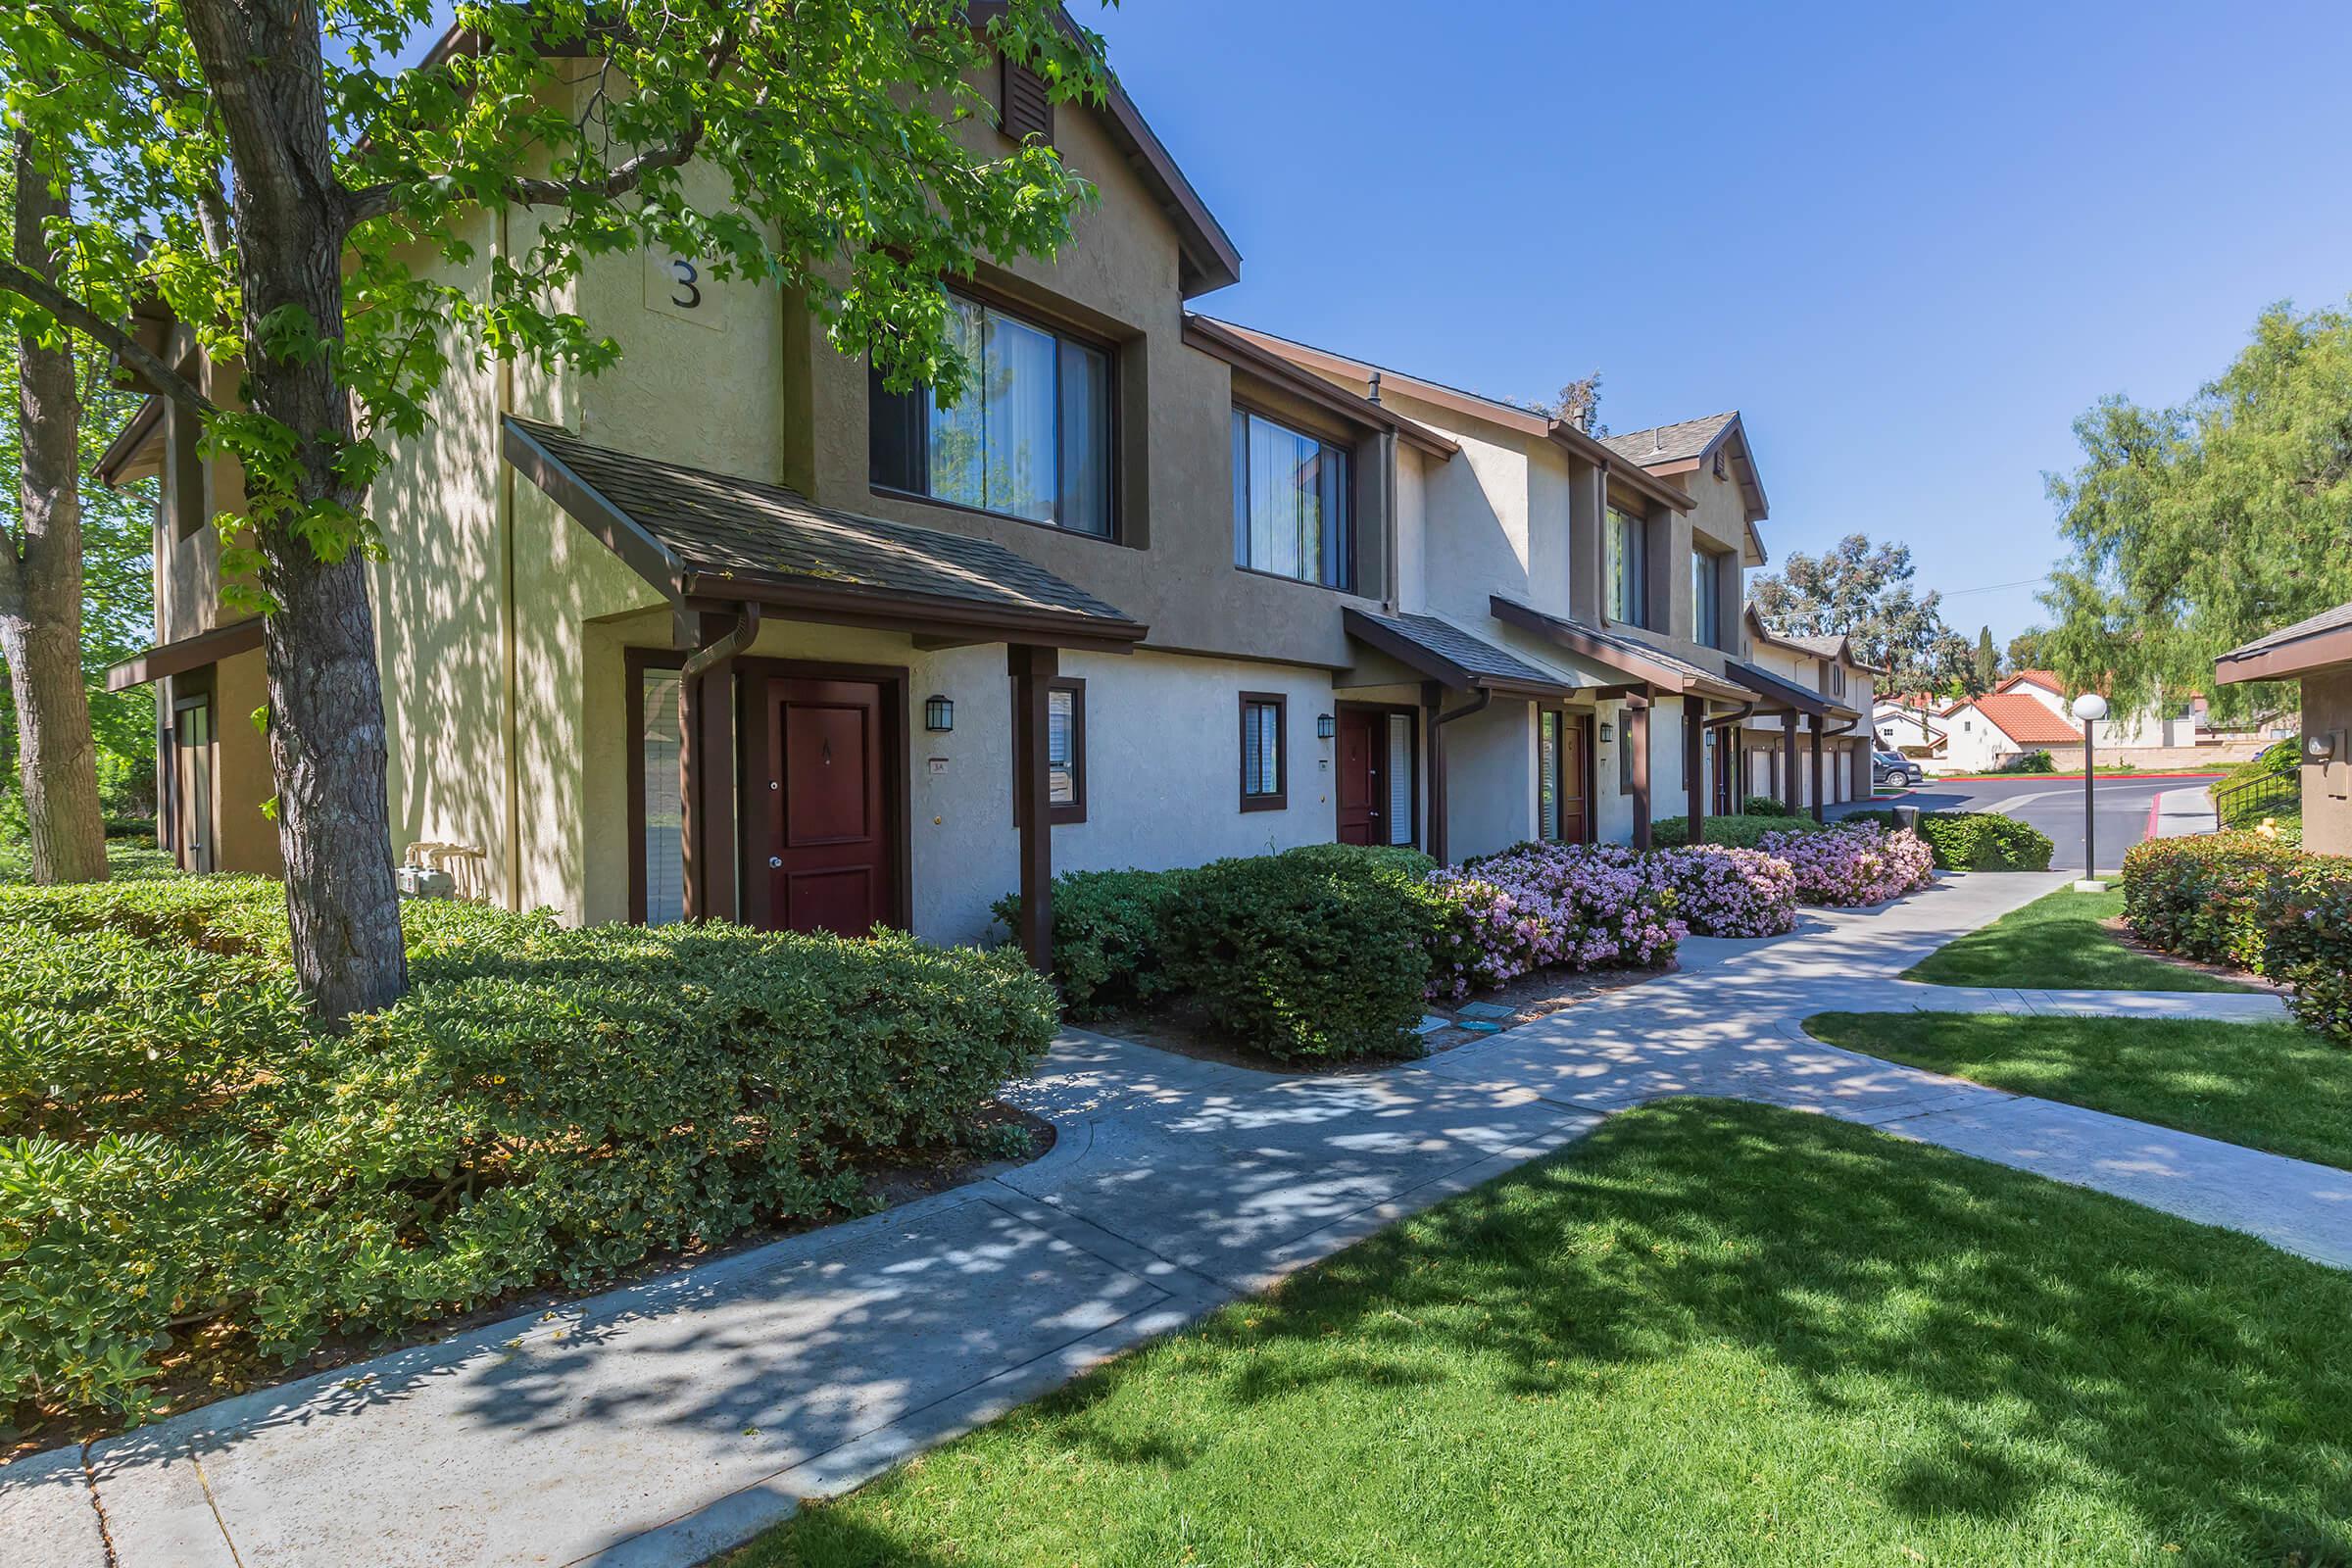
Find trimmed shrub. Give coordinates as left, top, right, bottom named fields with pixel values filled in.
left=1758, top=823, right=1936, bottom=906
left=1999, top=749, right=2058, bottom=774
left=1161, top=851, right=1439, bottom=1061
left=1844, top=808, right=2054, bottom=871
left=1652, top=813, right=1829, bottom=850
left=1426, top=842, right=1686, bottom=995
left=0, top=885, right=1057, bottom=1427
left=1742, top=795, right=1795, bottom=817
left=2123, top=834, right=2352, bottom=1043
left=993, top=868, right=1183, bottom=1018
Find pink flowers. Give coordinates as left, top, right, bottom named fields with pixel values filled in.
left=1756, top=823, right=1936, bottom=906
left=1419, top=825, right=1936, bottom=1000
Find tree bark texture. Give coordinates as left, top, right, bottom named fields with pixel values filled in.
left=2, top=130, right=111, bottom=885
left=182, top=0, right=407, bottom=1017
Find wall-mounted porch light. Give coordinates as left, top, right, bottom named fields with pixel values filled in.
left=1316, top=712, right=1337, bottom=741
left=1598, top=720, right=1615, bottom=744
left=924, top=695, right=955, bottom=732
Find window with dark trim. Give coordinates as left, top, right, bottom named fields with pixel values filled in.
left=1618, top=710, right=1636, bottom=796
left=1047, top=677, right=1085, bottom=825
left=631, top=658, right=687, bottom=926
left=1606, top=506, right=1648, bottom=626
left=1239, top=692, right=1287, bottom=810
left=869, top=292, right=1113, bottom=537
left=1691, top=547, right=1725, bottom=649
left=1231, top=408, right=1352, bottom=590
left=1539, top=710, right=1563, bottom=840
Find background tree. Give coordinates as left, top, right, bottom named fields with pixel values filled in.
left=1972, top=625, right=1999, bottom=693
left=0, top=0, right=1109, bottom=1016
left=1749, top=533, right=1971, bottom=694
left=2043, top=300, right=2352, bottom=725
left=2005, top=626, right=2051, bottom=672
left=0, top=131, right=106, bottom=882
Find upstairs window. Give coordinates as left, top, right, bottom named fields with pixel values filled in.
left=1606, top=507, right=1648, bottom=626
left=1232, top=410, right=1352, bottom=590
left=869, top=293, right=1113, bottom=537
left=1691, top=548, right=1724, bottom=648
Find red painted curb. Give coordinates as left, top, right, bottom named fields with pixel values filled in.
left=1931, top=771, right=2228, bottom=785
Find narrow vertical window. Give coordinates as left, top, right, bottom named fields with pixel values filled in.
left=1240, top=693, right=1287, bottom=809
left=1606, top=507, right=1648, bottom=626
left=1386, top=712, right=1414, bottom=847
left=1692, top=549, right=1723, bottom=648
left=640, top=666, right=686, bottom=925
left=1047, top=677, right=1085, bottom=824
left=1539, top=710, right=1561, bottom=840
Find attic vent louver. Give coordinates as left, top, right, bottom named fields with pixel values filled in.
left=1002, top=58, right=1055, bottom=145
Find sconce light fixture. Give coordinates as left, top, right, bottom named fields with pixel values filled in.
left=1316, top=712, right=1337, bottom=741
left=1598, top=720, right=1615, bottom=744
left=924, top=695, right=955, bottom=732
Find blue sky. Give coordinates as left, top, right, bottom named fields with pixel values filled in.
left=1087, top=0, right=2352, bottom=644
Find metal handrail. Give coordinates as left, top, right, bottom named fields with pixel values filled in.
left=2212, top=768, right=2300, bottom=828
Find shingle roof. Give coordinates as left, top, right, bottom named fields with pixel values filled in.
left=1956, top=693, right=2082, bottom=746
left=1724, top=658, right=1857, bottom=718
left=1602, top=413, right=1739, bottom=467
left=2221, top=601, right=2352, bottom=661
left=506, top=417, right=1139, bottom=630
left=1344, top=608, right=1572, bottom=695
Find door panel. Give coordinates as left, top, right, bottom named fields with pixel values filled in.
left=1559, top=718, right=1588, bottom=845
left=172, top=699, right=215, bottom=874
left=767, top=677, right=893, bottom=936
left=1335, top=709, right=1378, bottom=845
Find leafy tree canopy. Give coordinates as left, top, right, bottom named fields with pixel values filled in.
left=2042, top=300, right=2352, bottom=725
left=1749, top=533, right=1970, bottom=695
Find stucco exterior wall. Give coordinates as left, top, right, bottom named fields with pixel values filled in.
left=1442, top=699, right=1535, bottom=862
left=2303, top=669, right=2352, bottom=856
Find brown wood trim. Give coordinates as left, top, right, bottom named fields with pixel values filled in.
left=1048, top=677, right=1086, bottom=826
left=1239, top=690, right=1289, bottom=811
left=94, top=392, right=165, bottom=488
left=1185, top=317, right=1460, bottom=458
left=1581, top=710, right=1598, bottom=845
left=679, top=575, right=1147, bottom=652
left=2217, top=623, right=2352, bottom=684
left=735, top=657, right=915, bottom=932
left=865, top=483, right=1135, bottom=555
left=1489, top=595, right=1692, bottom=693
left=105, top=616, right=265, bottom=692
left=1008, top=645, right=1057, bottom=968
left=622, top=648, right=685, bottom=926
left=504, top=417, right=689, bottom=602
left=1337, top=700, right=1420, bottom=850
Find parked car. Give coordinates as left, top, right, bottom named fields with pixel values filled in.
left=1873, top=749, right=1925, bottom=789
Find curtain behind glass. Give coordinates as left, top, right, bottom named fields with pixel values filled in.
left=1539, top=711, right=1560, bottom=840
left=1048, top=688, right=1077, bottom=805
left=641, top=668, right=685, bottom=926
left=1058, top=340, right=1110, bottom=536
left=983, top=311, right=1056, bottom=522
left=928, top=299, right=986, bottom=510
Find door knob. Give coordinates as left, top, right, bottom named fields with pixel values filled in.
left=768, top=857, right=783, bottom=868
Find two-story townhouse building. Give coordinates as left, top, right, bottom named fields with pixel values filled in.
left=1737, top=610, right=1878, bottom=807
left=98, top=32, right=1475, bottom=964
left=1206, top=326, right=1858, bottom=856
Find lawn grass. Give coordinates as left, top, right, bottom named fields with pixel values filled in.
left=1903, top=884, right=2257, bottom=992
left=733, top=1101, right=2352, bottom=1568
left=1807, top=1010, right=2352, bottom=1171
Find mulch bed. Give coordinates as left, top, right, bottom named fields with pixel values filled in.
left=2097, top=916, right=2288, bottom=993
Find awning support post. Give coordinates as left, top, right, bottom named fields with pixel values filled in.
left=1629, top=690, right=1653, bottom=851
left=1010, top=644, right=1058, bottom=973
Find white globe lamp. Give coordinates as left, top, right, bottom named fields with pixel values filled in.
left=2070, top=692, right=2109, bottom=891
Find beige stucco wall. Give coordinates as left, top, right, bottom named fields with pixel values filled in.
left=2303, top=669, right=2352, bottom=855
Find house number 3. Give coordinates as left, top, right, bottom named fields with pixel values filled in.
left=668, top=258, right=702, bottom=310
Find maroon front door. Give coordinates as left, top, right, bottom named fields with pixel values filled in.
left=1559, top=718, right=1588, bottom=844
left=1336, top=709, right=1380, bottom=844
left=767, top=676, right=893, bottom=936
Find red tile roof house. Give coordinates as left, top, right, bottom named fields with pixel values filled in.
left=1935, top=687, right=2085, bottom=773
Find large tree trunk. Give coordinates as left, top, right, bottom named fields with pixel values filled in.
left=1, top=131, right=111, bottom=885
left=182, top=0, right=406, bottom=1018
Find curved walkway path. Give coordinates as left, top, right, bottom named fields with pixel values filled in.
left=9, top=873, right=2341, bottom=1568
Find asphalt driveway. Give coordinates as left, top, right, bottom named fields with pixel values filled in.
left=1831, top=773, right=2221, bottom=872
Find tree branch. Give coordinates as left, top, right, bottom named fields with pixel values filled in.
left=0, top=258, right=220, bottom=420
left=26, top=3, right=201, bottom=101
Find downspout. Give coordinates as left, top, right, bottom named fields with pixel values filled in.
left=683, top=601, right=762, bottom=682
left=495, top=201, right=521, bottom=909
left=1379, top=426, right=1400, bottom=613
left=1703, top=702, right=1754, bottom=818
left=1426, top=686, right=1492, bottom=865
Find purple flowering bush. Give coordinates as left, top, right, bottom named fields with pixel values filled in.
left=1665, top=845, right=1800, bottom=938
left=1425, top=844, right=1687, bottom=997
left=1758, top=822, right=1935, bottom=906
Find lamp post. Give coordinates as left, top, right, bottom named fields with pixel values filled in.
left=2071, top=692, right=2109, bottom=891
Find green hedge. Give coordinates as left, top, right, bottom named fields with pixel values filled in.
left=2122, top=834, right=2351, bottom=1043
left=1008, top=843, right=1441, bottom=1062
left=1999, top=749, right=2059, bottom=774
left=0, top=882, right=1056, bottom=1427
left=1650, top=814, right=1829, bottom=850
left=1161, top=849, right=1439, bottom=1064
left=1742, top=795, right=1795, bottom=817
left=1843, top=809, right=2055, bottom=870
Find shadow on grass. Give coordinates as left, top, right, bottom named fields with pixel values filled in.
left=757, top=1101, right=2352, bottom=1566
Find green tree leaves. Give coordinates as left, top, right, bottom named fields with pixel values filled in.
left=1749, top=533, right=1971, bottom=694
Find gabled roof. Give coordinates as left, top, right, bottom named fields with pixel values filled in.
left=1606, top=409, right=1770, bottom=550
left=504, top=417, right=1147, bottom=649
left=1344, top=608, right=1571, bottom=698
left=2216, top=601, right=2352, bottom=683
left=1996, top=668, right=2064, bottom=695
left=1723, top=659, right=1860, bottom=721
left=1741, top=606, right=1886, bottom=674
left=1489, top=596, right=1752, bottom=701
left=1182, top=317, right=1458, bottom=458
left=1203, top=320, right=1698, bottom=517
left=1945, top=692, right=2081, bottom=747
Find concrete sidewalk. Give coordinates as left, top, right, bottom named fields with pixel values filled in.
left=9, top=870, right=2345, bottom=1568
left=2152, top=783, right=2220, bottom=837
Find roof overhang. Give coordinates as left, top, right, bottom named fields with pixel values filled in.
left=2215, top=624, right=2352, bottom=685
left=1183, top=317, right=1458, bottom=459
left=1487, top=595, right=1747, bottom=698
left=94, top=394, right=166, bottom=488
left=503, top=419, right=1149, bottom=655
left=1341, top=608, right=1570, bottom=699
left=106, top=617, right=264, bottom=691
left=1722, top=658, right=1854, bottom=720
